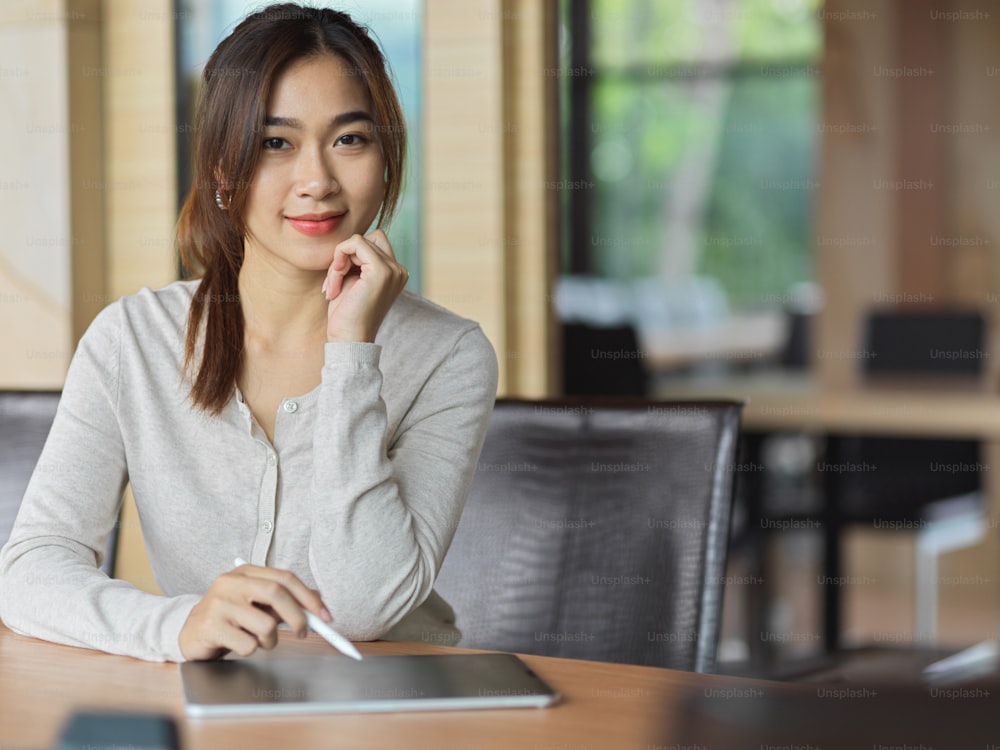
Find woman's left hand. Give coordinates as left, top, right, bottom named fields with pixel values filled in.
left=322, top=229, right=408, bottom=343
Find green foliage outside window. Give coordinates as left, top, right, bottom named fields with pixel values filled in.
left=582, top=0, right=822, bottom=310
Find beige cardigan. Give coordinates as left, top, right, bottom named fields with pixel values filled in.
left=0, top=281, right=497, bottom=661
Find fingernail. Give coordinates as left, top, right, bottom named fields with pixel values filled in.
left=321, top=278, right=329, bottom=295
left=321, top=607, right=333, bottom=622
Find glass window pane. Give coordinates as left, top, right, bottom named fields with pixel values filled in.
left=580, top=0, right=822, bottom=313
left=590, top=0, right=705, bottom=69
left=701, top=73, right=818, bottom=308
left=590, top=0, right=822, bottom=71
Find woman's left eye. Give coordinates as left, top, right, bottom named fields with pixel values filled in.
left=336, top=134, right=368, bottom=147
left=262, top=137, right=288, bottom=150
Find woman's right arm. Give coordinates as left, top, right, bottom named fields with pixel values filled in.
left=0, top=303, right=202, bottom=662
left=0, top=302, right=331, bottom=662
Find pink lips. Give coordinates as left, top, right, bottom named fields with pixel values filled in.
left=286, top=212, right=345, bottom=236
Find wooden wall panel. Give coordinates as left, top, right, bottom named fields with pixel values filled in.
left=502, top=0, right=560, bottom=397
left=101, top=0, right=177, bottom=299
left=894, top=0, right=948, bottom=301
left=68, top=0, right=106, bottom=343
left=422, top=0, right=506, bottom=378
left=423, top=0, right=559, bottom=397
left=815, top=0, right=897, bottom=388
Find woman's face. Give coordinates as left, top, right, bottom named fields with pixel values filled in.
left=242, top=53, right=387, bottom=275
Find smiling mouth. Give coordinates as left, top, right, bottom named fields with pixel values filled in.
left=286, top=212, right=346, bottom=236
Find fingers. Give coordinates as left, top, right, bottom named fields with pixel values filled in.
left=232, top=563, right=332, bottom=625
left=179, top=566, right=331, bottom=661
left=323, top=232, right=407, bottom=302
left=179, top=587, right=273, bottom=661
left=320, top=229, right=409, bottom=342
left=365, top=228, right=395, bottom=258
left=227, top=599, right=284, bottom=652
left=325, top=234, right=373, bottom=299
left=218, top=628, right=260, bottom=658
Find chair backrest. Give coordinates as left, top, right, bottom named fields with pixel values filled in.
left=0, top=392, right=61, bottom=548
left=0, top=391, right=117, bottom=575
left=562, top=323, right=647, bottom=396
left=862, top=309, right=986, bottom=381
left=435, top=398, right=743, bottom=673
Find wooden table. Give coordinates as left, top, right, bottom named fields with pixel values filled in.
left=4, top=623, right=1000, bottom=749
left=656, top=373, right=1000, bottom=656
left=662, top=373, right=1000, bottom=438
left=0, top=623, right=782, bottom=750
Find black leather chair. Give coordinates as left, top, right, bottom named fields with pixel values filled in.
left=0, top=391, right=117, bottom=575
left=435, top=398, right=743, bottom=673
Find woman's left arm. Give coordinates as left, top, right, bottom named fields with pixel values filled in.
left=307, top=326, right=498, bottom=639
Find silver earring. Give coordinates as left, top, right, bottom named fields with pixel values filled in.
left=215, top=190, right=228, bottom=210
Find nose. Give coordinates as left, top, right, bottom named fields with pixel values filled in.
left=294, top=145, right=339, bottom=200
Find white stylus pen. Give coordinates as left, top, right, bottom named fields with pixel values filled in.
left=233, top=558, right=363, bottom=660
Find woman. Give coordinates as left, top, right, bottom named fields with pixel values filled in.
left=0, top=4, right=498, bottom=662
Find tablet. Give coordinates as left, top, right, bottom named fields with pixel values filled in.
left=179, top=653, right=560, bottom=717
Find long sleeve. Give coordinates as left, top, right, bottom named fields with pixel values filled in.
left=306, top=326, right=498, bottom=639
left=0, top=303, right=200, bottom=662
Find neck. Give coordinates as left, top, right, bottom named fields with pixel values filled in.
left=237, top=252, right=328, bottom=348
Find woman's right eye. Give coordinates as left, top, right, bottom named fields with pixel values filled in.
left=262, top=137, right=289, bottom=150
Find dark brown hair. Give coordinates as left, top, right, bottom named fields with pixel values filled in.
left=177, top=3, right=407, bottom=414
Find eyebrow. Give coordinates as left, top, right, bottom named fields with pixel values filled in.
left=263, top=111, right=374, bottom=129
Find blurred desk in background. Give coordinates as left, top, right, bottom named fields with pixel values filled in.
left=656, top=373, right=1000, bottom=436
left=655, top=374, right=1000, bottom=658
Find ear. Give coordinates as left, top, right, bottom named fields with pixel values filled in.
left=213, top=164, right=226, bottom=192
left=212, top=164, right=232, bottom=211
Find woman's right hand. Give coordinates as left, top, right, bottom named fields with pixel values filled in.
left=178, top=562, right=333, bottom=661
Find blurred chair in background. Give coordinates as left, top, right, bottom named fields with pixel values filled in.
left=0, top=391, right=117, bottom=576
left=834, top=309, right=987, bottom=644
left=0, top=392, right=61, bottom=547
left=730, top=308, right=987, bottom=670
left=555, top=276, right=648, bottom=397
left=562, top=322, right=647, bottom=396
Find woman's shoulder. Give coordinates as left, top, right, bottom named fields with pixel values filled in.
left=381, top=290, right=497, bottom=358
left=120, top=279, right=198, bottom=313
left=384, top=290, right=482, bottom=338
left=379, top=290, right=497, bottom=376
left=115, top=279, right=197, bottom=327
left=83, top=280, right=197, bottom=349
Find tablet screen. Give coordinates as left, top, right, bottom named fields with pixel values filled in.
left=180, top=653, right=560, bottom=717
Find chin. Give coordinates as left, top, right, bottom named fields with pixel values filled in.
left=292, top=243, right=338, bottom=267
left=301, top=257, right=336, bottom=273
